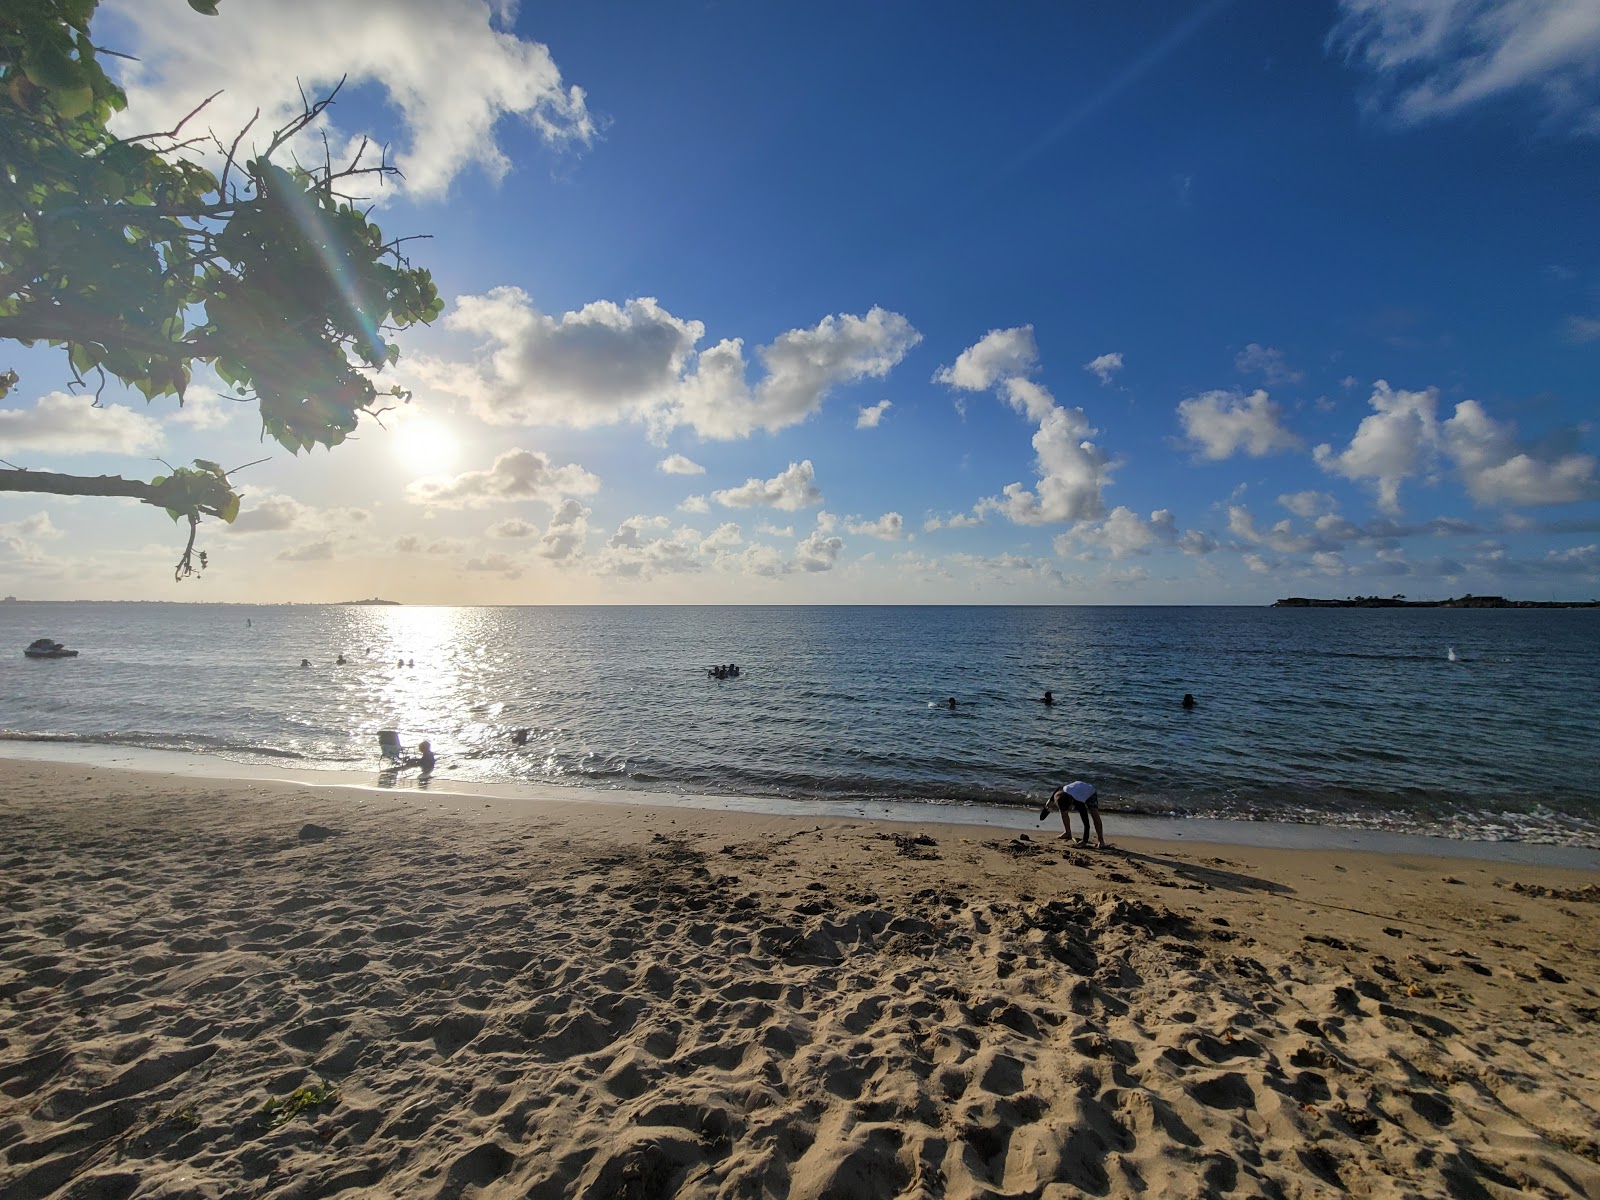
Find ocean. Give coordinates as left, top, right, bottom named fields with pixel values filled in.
left=2, top=603, right=1597, bottom=847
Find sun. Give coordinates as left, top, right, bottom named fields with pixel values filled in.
left=390, top=417, right=460, bottom=475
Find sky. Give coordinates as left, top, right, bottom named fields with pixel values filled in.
left=3, top=0, right=1599, bottom=604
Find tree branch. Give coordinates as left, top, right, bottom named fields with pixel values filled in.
left=0, top=468, right=228, bottom=518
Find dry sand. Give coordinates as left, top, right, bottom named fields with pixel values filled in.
left=1, top=759, right=1597, bottom=1200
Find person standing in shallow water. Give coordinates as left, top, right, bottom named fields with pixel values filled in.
left=1039, top=780, right=1107, bottom=847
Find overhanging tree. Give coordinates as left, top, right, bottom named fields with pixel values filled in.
left=1, top=0, right=443, bottom=578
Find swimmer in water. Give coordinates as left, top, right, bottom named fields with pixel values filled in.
left=1182, top=693, right=1196, bottom=709
left=1041, top=690, right=1054, bottom=705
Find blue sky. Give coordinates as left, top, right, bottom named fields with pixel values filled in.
left=3, top=0, right=1598, bottom=602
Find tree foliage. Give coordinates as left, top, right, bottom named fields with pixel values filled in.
left=0, top=0, right=443, bottom=577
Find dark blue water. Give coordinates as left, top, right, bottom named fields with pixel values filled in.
left=2, top=603, right=1596, bottom=845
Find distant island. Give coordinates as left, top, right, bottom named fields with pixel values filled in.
left=340, top=598, right=401, bottom=606
left=1274, top=595, right=1598, bottom=609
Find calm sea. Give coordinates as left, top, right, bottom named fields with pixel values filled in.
left=2, top=603, right=1596, bottom=847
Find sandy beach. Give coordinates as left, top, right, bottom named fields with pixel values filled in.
left=2, top=760, right=1597, bottom=1199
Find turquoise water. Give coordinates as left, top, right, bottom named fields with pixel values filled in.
left=2, top=603, right=1596, bottom=846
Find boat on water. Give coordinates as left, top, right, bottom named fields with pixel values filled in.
left=24, top=638, right=78, bottom=659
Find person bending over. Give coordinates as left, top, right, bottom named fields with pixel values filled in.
left=1039, top=779, right=1107, bottom=847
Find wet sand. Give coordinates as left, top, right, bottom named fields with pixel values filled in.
left=2, top=759, right=1597, bottom=1198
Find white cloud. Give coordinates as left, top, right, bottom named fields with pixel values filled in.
left=658, top=454, right=705, bottom=475
left=229, top=493, right=313, bottom=533
left=406, top=448, right=600, bottom=509
left=538, top=499, right=590, bottom=561
left=935, top=327, right=1038, bottom=391
left=1565, top=316, right=1600, bottom=343
left=464, top=553, right=523, bottom=579
left=845, top=512, right=905, bottom=540
left=1332, top=0, right=1600, bottom=134
left=276, top=539, right=335, bottom=562
left=596, top=518, right=706, bottom=578
left=430, top=289, right=701, bottom=428
left=0, top=512, right=62, bottom=565
left=396, top=535, right=463, bottom=555
left=856, top=400, right=893, bottom=429
left=1313, top=380, right=1440, bottom=513
left=1442, top=400, right=1597, bottom=506
left=757, top=522, right=794, bottom=538
left=983, top=402, right=1112, bottom=525
left=0, top=392, right=164, bottom=457
left=700, top=522, right=745, bottom=553
left=942, top=336, right=1115, bottom=528
left=679, top=494, right=711, bottom=514
left=227, top=492, right=370, bottom=536
left=1178, top=388, right=1302, bottom=460
left=793, top=528, right=843, bottom=573
left=1084, top=352, right=1124, bottom=385
left=675, top=308, right=921, bottom=439
left=423, top=293, right=918, bottom=439
left=108, top=0, right=594, bottom=200
left=712, top=461, right=822, bottom=511
left=1061, top=506, right=1178, bottom=559
left=1234, top=343, right=1304, bottom=385
left=1278, top=490, right=1337, bottom=517
left=488, top=518, right=537, bottom=539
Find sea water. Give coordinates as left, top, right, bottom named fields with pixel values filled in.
left=2, top=603, right=1596, bottom=847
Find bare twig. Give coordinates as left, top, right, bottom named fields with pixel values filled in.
left=218, top=108, right=260, bottom=200
left=123, top=90, right=223, bottom=145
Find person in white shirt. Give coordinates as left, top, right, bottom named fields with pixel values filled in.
left=1039, top=779, right=1107, bottom=847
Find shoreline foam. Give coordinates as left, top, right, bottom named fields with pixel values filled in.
left=3, top=742, right=1597, bottom=870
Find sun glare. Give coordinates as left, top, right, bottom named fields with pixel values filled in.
left=392, top=418, right=459, bottom=475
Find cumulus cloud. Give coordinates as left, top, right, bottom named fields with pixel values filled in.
left=1442, top=400, right=1597, bottom=505
left=934, top=327, right=1038, bottom=391
left=1278, top=490, right=1338, bottom=517
left=679, top=495, right=711, bottom=514
left=1233, top=344, right=1304, bottom=385
left=430, top=289, right=701, bottom=428
left=537, top=500, right=590, bottom=561
left=982, top=404, right=1113, bottom=525
left=109, top=0, right=594, bottom=199
left=227, top=493, right=370, bottom=536
left=276, top=540, right=335, bottom=562
left=0, top=392, right=163, bottom=456
left=657, top=454, right=705, bottom=475
left=596, top=518, right=706, bottom=578
left=1084, top=352, right=1124, bottom=385
left=464, top=553, right=523, bottom=578
left=845, top=512, right=905, bottom=540
left=939, top=332, right=1115, bottom=527
left=1314, top=381, right=1440, bottom=513
left=1331, top=0, right=1600, bottom=134
left=406, top=448, right=600, bottom=509
left=712, top=461, right=822, bottom=511
left=228, top=494, right=314, bottom=533
left=700, top=523, right=745, bottom=554
left=396, top=536, right=463, bottom=555
left=793, top=528, right=843, bottom=573
left=488, top=518, right=537, bottom=539
left=1178, top=389, right=1303, bottom=460
left=1060, top=507, right=1178, bottom=559
left=422, top=292, right=918, bottom=439
left=856, top=400, right=892, bottom=429
left=0, top=512, right=62, bottom=564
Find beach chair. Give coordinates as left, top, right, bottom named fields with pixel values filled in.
left=377, top=729, right=405, bottom=762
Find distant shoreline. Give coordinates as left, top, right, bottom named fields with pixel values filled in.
left=1273, top=595, right=1599, bottom=609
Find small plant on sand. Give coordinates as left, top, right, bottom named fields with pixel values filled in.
left=261, top=1082, right=340, bottom=1128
